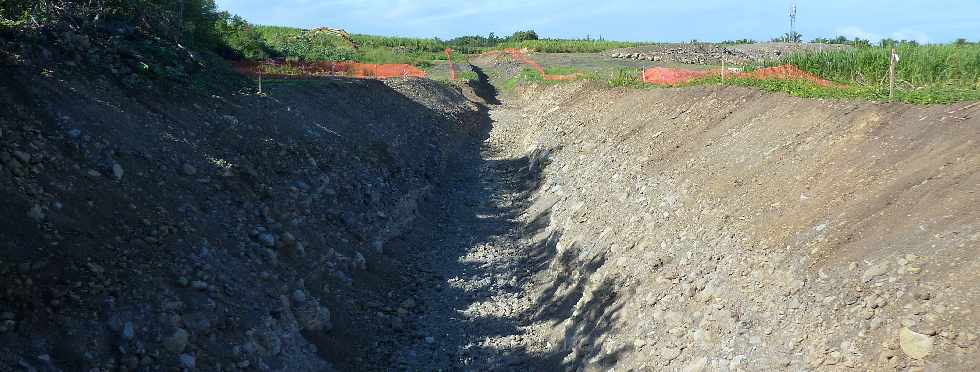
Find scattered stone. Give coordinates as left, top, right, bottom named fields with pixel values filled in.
left=257, top=233, right=276, bottom=248
left=121, top=321, right=135, bottom=340
left=424, top=336, right=435, bottom=344
left=191, top=281, right=208, bottom=291
left=181, top=163, right=197, bottom=176
left=164, top=328, right=190, bottom=353
left=899, top=327, right=934, bottom=359
left=0, top=320, right=14, bottom=333
left=280, top=232, right=297, bottom=248
left=681, top=357, right=708, bottom=372
left=27, top=205, right=45, bottom=222
left=112, top=163, right=124, bottom=180
left=292, top=289, right=307, bottom=304
left=352, top=251, right=366, bottom=270
left=862, top=262, right=890, bottom=283
left=12, top=150, right=30, bottom=164
left=400, top=298, right=416, bottom=309
left=179, top=353, right=196, bottom=369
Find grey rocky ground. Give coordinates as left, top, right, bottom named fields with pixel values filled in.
left=2, top=34, right=978, bottom=371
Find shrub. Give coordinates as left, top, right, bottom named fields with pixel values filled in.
left=511, top=30, right=539, bottom=42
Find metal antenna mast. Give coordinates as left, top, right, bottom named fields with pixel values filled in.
left=789, top=1, right=798, bottom=42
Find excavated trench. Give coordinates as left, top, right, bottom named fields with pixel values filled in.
left=1, top=56, right=979, bottom=372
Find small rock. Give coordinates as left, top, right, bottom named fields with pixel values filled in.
left=352, top=251, right=366, bottom=270
left=179, top=353, right=196, bottom=369
left=181, top=164, right=197, bottom=176
left=163, top=328, right=190, bottom=353
left=292, top=289, right=307, bottom=304
left=257, top=233, right=276, bottom=248
left=191, top=281, right=208, bottom=291
left=121, top=321, right=135, bottom=340
left=27, top=205, right=45, bottom=222
left=112, top=163, right=124, bottom=180
left=0, top=320, right=14, bottom=333
left=87, top=169, right=102, bottom=177
left=12, top=150, right=30, bottom=164
left=67, top=129, right=82, bottom=138
left=862, top=262, right=890, bottom=283
left=899, top=327, right=934, bottom=359
left=660, top=346, right=681, bottom=362
left=280, top=232, right=297, bottom=248
left=681, top=357, right=708, bottom=372
left=424, top=336, right=435, bottom=344
left=400, top=298, right=416, bottom=309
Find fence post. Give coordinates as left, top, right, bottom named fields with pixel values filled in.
left=889, top=47, right=897, bottom=102
left=258, top=72, right=263, bottom=94
left=721, top=59, right=726, bottom=83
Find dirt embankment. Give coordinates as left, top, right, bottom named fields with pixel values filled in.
left=0, top=61, right=485, bottom=370
left=490, top=81, right=979, bottom=370
left=2, top=43, right=978, bottom=372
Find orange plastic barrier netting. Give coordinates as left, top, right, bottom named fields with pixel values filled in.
left=485, top=48, right=581, bottom=81
left=642, top=64, right=834, bottom=87
left=232, top=60, right=427, bottom=79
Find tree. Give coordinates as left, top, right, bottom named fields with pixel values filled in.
left=511, top=30, right=538, bottom=42
left=772, top=31, right=802, bottom=43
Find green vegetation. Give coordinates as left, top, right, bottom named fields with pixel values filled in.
left=510, top=30, right=539, bottom=42
left=771, top=31, right=803, bottom=43
left=757, top=43, right=980, bottom=103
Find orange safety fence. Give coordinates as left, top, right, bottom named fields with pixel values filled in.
left=445, top=48, right=457, bottom=81
left=642, top=64, right=836, bottom=87
left=486, top=48, right=581, bottom=81
left=232, top=60, right=427, bottom=79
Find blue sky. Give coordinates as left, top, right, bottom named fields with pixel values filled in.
left=215, top=0, right=979, bottom=43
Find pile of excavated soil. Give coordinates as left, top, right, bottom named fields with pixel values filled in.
left=607, top=42, right=851, bottom=65
left=483, top=81, right=979, bottom=370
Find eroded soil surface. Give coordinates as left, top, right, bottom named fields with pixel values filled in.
left=1, top=45, right=978, bottom=372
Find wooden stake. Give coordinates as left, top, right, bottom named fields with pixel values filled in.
left=258, top=72, right=263, bottom=95
left=889, top=48, right=896, bottom=102
left=721, top=59, right=726, bottom=83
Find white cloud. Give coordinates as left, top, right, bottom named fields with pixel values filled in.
left=890, top=30, right=931, bottom=44
left=833, top=26, right=932, bottom=43
left=833, top=26, right=880, bottom=41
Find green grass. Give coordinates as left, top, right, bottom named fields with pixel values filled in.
left=251, top=26, right=482, bottom=66
left=496, top=39, right=641, bottom=53
left=754, top=43, right=980, bottom=103
left=773, top=44, right=980, bottom=86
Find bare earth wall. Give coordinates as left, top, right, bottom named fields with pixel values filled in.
left=496, top=82, right=979, bottom=370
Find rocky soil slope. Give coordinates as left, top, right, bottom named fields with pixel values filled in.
left=482, top=81, right=980, bottom=370
left=2, top=40, right=978, bottom=372
left=0, top=56, right=485, bottom=370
